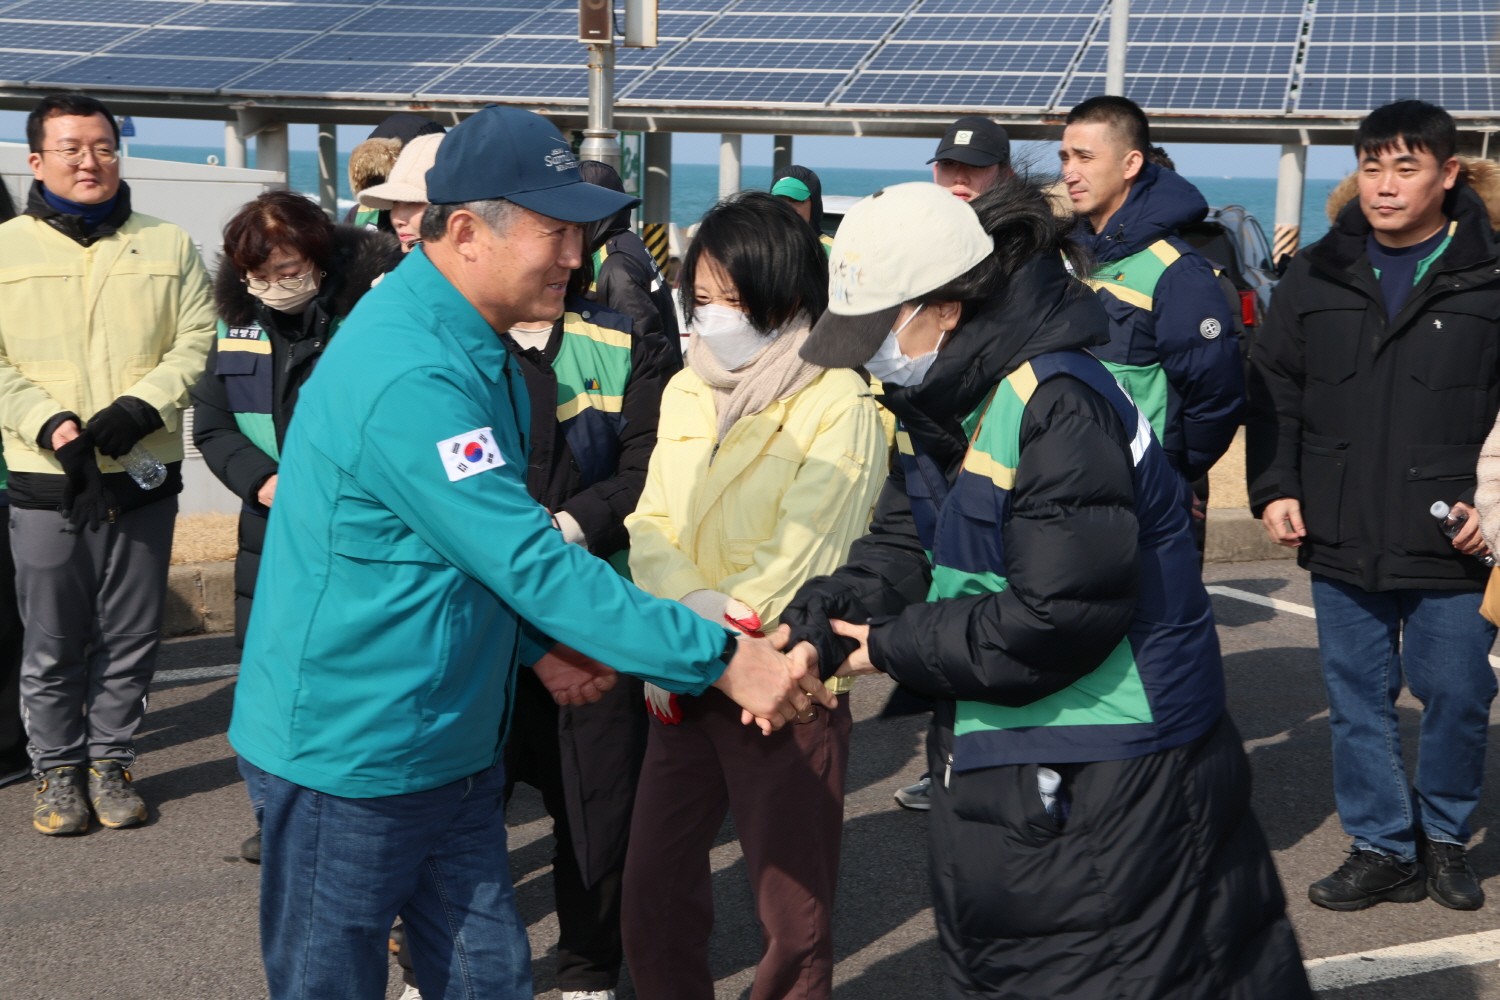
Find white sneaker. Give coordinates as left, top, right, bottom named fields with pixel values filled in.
left=398, top=986, right=422, bottom=1000
left=893, top=775, right=932, bottom=811
left=562, top=992, right=616, bottom=1000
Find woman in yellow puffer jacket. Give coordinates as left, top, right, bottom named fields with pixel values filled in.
left=621, top=191, right=887, bottom=1000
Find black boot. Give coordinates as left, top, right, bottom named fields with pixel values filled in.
left=1309, top=849, right=1427, bottom=911
left=241, top=827, right=262, bottom=864
left=1423, top=840, right=1484, bottom=910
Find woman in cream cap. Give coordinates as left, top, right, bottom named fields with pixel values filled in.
left=357, top=131, right=443, bottom=253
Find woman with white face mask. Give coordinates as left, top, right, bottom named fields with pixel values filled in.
left=621, top=190, right=888, bottom=1000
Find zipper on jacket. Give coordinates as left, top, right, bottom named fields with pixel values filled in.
left=944, top=753, right=953, bottom=789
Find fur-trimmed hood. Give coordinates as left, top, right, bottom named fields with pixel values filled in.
left=1325, top=155, right=1500, bottom=230
left=213, top=224, right=398, bottom=328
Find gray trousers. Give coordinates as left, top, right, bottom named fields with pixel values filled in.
left=13, top=499, right=176, bottom=771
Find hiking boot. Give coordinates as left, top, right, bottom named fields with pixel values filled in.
left=1309, top=849, right=1427, bottom=911
left=87, top=760, right=147, bottom=829
left=894, top=775, right=932, bottom=811
left=241, top=827, right=262, bottom=864
left=32, top=765, right=89, bottom=835
left=1423, top=840, right=1484, bottom=910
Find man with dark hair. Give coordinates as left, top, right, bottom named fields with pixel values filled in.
left=1250, top=99, right=1500, bottom=913
left=1060, top=95, right=1243, bottom=504
left=0, top=93, right=214, bottom=834
left=929, top=116, right=1013, bottom=202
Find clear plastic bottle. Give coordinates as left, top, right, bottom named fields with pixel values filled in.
left=1431, top=501, right=1497, bottom=568
left=121, top=443, right=166, bottom=490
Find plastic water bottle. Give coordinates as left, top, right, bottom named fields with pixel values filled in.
left=1037, top=766, right=1066, bottom=821
left=121, top=443, right=166, bottom=490
left=1431, top=501, right=1496, bottom=567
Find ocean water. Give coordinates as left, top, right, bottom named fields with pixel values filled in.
left=110, top=143, right=1339, bottom=248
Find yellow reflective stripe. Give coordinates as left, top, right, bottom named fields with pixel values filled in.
left=218, top=339, right=271, bottom=354
left=962, top=447, right=1015, bottom=490
left=896, top=430, right=914, bottom=456
left=1085, top=278, right=1154, bottom=311
left=1007, top=361, right=1039, bottom=405
left=557, top=391, right=624, bottom=422
left=1148, top=239, right=1181, bottom=268
left=567, top=318, right=632, bottom=350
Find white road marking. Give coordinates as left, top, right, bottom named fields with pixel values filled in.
left=153, top=663, right=240, bottom=683
left=1305, top=928, right=1500, bottom=990
left=1205, top=585, right=1316, bottom=618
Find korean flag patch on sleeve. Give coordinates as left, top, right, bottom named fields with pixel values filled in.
left=437, top=427, right=505, bottom=482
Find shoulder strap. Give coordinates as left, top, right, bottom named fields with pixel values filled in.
left=1085, top=238, right=1181, bottom=311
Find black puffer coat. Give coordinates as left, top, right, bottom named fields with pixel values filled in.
left=784, top=251, right=1309, bottom=999
left=1248, top=177, right=1500, bottom=591
left=191, top=225, right=397, bottom=644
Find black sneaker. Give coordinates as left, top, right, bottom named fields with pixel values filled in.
left=1309, top=849, right=1428, bottom=911
left=32, top=765, right=90, bottom=835
left=87, top=760, right=147, bottom=829
left=1423, top=840, right=1484, bottom=910
left=241, top=828, right=262, bottom=864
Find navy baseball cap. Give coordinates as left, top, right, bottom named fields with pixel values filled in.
left=425, top=105, right=639, bottom=223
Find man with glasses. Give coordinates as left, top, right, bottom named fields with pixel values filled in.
left=0, top=93, right=214, bottom=835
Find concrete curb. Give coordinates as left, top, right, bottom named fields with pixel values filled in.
left=164, top=562, right=235, bottom=637
left=1205, top=507, right=1296, bottom=563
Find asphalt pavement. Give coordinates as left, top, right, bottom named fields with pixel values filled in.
left=3, top=560, right=1500, bottom=998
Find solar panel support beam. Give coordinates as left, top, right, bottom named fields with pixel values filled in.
left=720, top=134, right=741, bottom=199
left=224, top=121, right=246, bottom=171
left=643, top=132, right=672, bottom=225
left=1105, top=0, right=1128, bottom=97
left=581, top=44, right=622, bottom=170
left=318, top=126, right=338, bottom=220
left=773, top=136, right=793, bottom=175
left=1274, top=140, right=1306, bottom=264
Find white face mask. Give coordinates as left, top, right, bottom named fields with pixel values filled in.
left=864, top=304, right=944, bottom=387
left=693, top=303, right=777, bottom=371
left=247, top=270, right=322, bottom=315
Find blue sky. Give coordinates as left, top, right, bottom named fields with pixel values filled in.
left=1, top=111, right=1359, bottom=180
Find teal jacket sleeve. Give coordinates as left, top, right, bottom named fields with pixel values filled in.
left=517, top=618, right=552, bottom=670
left=356, top=365, right=730, bottom=694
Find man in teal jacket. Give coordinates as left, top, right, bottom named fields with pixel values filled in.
left=228, top=105, right=822, bottom=1000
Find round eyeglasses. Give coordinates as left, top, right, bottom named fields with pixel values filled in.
left=43, top=145, right=119, bottom=167
left=243, top=270, right=320, bottom=292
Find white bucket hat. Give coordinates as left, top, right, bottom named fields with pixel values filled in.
left=357, top=132, right=444, bottom=210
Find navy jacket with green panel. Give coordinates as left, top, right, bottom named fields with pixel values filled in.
left=228, top=247, right=733, bottom=799
left=1076, top=163, right=1244, bottom=482
left=784, top=254, right=1224, bottom=770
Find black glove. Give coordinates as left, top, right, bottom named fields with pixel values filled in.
left=781, top=582, right=867, bottom=681
left=86, top=397, right=163, bottom=459
left=57, top=431, right=113, bottom=533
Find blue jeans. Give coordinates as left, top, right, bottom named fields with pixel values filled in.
left=1311, top=575, right=1498, bottom=862
left=239, top=758, right=531, bottom=1000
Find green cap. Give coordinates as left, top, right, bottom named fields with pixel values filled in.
left=771, top=176, right=812, bottom=201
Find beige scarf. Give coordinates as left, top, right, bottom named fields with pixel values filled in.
left=688, top=316, right=824, bottom=442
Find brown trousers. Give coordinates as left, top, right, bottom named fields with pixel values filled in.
left=621, top=687, right=852, bottom=1000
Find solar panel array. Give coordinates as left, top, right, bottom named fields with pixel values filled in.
left=1, top=0, right=1498, bottom=116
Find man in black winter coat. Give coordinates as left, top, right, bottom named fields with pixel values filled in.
left=1249, top=100, right=1500, bottom=913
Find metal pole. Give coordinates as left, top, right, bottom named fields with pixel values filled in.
left=719, top=134, right=741, bottom=199
left=224, top=119, right=245, bottom=169
left=1273, top=141, right=1307, bottom=264
left=643, top=132, right=672, bottom=224
left=1105, top=0, right=1129, bottom=97
left=317, top=124, right=338, bottom=218
left=580, top=43, right=621, bottom=169
left=773, top=135, right=793, bottom=174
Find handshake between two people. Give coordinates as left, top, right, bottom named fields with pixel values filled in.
left=530, top=618, right=882, bottom=734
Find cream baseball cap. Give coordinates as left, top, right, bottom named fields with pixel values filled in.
left=802, top=182, right=993, bottom=369
left=357, top=133, right=444, bottom=209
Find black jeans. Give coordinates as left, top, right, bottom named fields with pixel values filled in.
left=505, top=667, right=626, bottom=993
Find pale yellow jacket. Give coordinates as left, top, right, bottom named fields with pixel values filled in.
left=627, top=366, right=889, bottom=680
left=0, top=212, right=215, bottom=473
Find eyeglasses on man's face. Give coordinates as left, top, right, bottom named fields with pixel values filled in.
left=43, top=144, right=119, bottom=167
left=243, top=270, right=317, bottom=292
